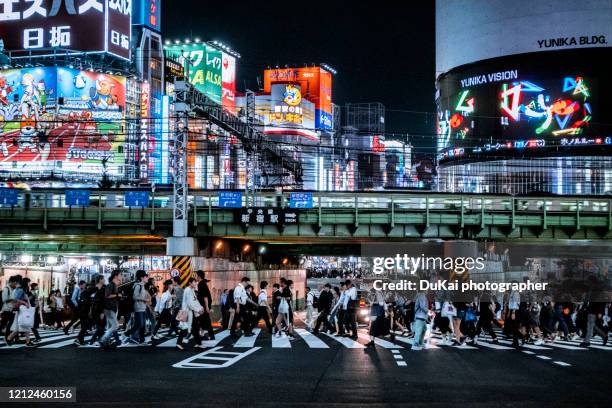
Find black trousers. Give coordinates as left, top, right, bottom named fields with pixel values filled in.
left=337, top=309, right=346, bottom=334
left=198, top=312, right=215, bottom=339
left=190, top=312, right=203, bottom=345
left=346, top=308, right=357, bottom=337
left=77, top=315, right=92, bottom=344
left=153, top=309, right=173, bottom=335
left=1, top=311, right=14, bottom=338
left=314, top=310, right=332, bottom=333
left=231, top=307, right=249, bottom=335
left=477, top=317, right=497, bottom=339
left=255, top=306, right=273, bottom=333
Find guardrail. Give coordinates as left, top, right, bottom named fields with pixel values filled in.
left=1, top=189, right=611, bottom=213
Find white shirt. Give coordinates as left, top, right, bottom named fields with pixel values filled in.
left=155, top=291, right=172, bottom=313
left=337, top=292, right=347, bottom=310
left=343, top=287, right=357, bottom=309
left=258, top=289, right=267, bottom=306
left=234, top=283, right=247, bottom=305
left=306, top=292, right=314, bottom=307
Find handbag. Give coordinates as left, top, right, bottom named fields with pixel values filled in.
left=176, top=309, right=189, bottom=322
left=443, top=303, right=457, bottom=318
left=278, top=298, right=289, bottom=314
left=16, top=305, right=35, bottom=331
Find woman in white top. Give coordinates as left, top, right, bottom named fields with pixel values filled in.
left=253, top=281, right=273, bottom=334
left=152, top=279, right=174, bottom=339
left=176, top=278, right=203, bottom=350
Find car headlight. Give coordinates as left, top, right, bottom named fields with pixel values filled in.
left=359, top=309, right=369, bottom=316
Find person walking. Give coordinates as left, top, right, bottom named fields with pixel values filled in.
left=100, top=270, right=122, bottom=350
left=313, top=284, right=334, bottom=335
left=1, top=276, right=17, bottom=340
left=167, top=276, right=183, bottom=337
left=5, top=275, right=35, bottom=347
left=230, top=277, right=251, bottom=338
left=176, top=278, right=204, bottom=350
left=74, top=282, right=95, bottom=346
left=64, top=281, right=86, bottom=335
left=196, top=270, right=215, bottom=341
left=343, top=280, right=358, bottom=340
left=254, top=281, right=273, bottom=334
left=366, top=288, right=388, bottom=347
left=305, top=287, right=315, bottom=330
left=88, top=275, right=106, bottom=346
left=128, top=270, right=150, bottom=345
left=411, top=291, right=430, bottom=350
left=27, top=282, right=42, bottom=342
left=152, top=279, right=174, bottom=339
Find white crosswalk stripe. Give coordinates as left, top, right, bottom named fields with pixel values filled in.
left=320, top=332, right=364, bottom=348
left=233, top=328, right=261, bottom=348
left=294, top=329, right=330, bottom=349
left=271, top=333, right=292, bottom=348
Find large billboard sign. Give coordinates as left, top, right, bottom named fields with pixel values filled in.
left=133, top=0, right=161, bottom=32
left=166, top=43, right=223, bottom=105
left=263, top=67, right=333, bottom=130
left=436, top=49, right=611, bottom=160
left=260, top=83, right=317, bottom=140
left=221, top=52, right=236, bottom=114
left=0, top=67, right=126, bottom=181
left=0, top=0, right=132, bottom=60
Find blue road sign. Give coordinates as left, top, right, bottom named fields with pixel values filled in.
left=289, top=192, right=313, bottom=209
left=125, top=191, right=150, bottom=207
left=0, top=189, right=18, bottom=206
left=219, top=192, right=243, bottom=208
left=65, top=190, right=90, bottom=207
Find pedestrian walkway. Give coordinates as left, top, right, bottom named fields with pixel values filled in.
left=1, top=326, right=610, bottom=354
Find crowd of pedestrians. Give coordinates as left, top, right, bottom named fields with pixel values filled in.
left=1, top=272, right=610, bottom=351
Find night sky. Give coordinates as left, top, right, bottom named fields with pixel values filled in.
left=163, top=2, right=436, bottom=145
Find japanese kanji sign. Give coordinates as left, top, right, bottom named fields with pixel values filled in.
left=0, top=0, right=131, bottom=60
left=238, top=207, right=299, bottom=226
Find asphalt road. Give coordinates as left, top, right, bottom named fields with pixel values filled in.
left=0, top=327, right=610, bottom=407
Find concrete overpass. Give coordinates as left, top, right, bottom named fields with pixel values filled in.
left=1, top=190, right=611, bottom=254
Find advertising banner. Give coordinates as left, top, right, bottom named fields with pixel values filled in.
left=260, top=83, right=317, bottom=140
left=133, top=0, right=161, bottom=32
left=0, top=0, right=132, bottom=60
left=263, top=66, right=333, bottom=130
left=166, top=43, right=222, bottom=105
left=221, top=52, right=236, bottom=114
left=0, top=67, right=126, bottom=180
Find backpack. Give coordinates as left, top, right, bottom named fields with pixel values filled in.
left=227, top=289, right=236, bottom=309
left=309, top=292, right=319, bottom=309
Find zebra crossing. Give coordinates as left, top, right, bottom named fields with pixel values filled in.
left=1, top=326, right=609, bottom=354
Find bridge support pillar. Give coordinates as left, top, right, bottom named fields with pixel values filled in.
left=166, top=237, right=199, bottom=256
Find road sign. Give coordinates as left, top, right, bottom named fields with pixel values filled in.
left=0, top=189, right=18, bottom=206
left=65, top=190, right=90, bottom=207
left=289, top=192, right=313, bottom=209
left=170, top=269, right=180, bottom=278
left=125, top=191, right=150, bottom=207
left=219, top=192, right=243, bottom=208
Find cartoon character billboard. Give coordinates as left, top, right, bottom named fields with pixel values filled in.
left=0, top=67, right=126, bottom=181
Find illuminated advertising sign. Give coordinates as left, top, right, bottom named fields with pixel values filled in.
left=166, top=43, right=222, bottom=105
left=436, top=49, right=611, bottom=158
left=133, top=0, right=161, bottom=31
left=0, top=67, right=126, bottom=181
left=262, top=83, right=317, bottom=140
left=221, top=52, right=236, bottom=114
left=263, top=67, right=333, bottom=130
left=0, top=0, right=131, bottom=60
left=139, top=81, right=150, bottom=182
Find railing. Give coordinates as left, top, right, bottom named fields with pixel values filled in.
left=1, top=190, right=611, bottom=214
